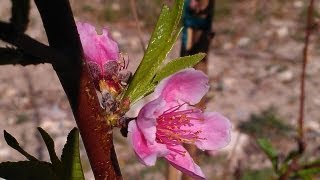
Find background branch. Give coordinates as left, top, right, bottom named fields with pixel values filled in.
left=10, top=0, right=30, bottom=32
left=279, top=0, right=315, bottom=179
left=0, top=48, right=47, bottom=66
left=0, top=21, right=65, bottom=64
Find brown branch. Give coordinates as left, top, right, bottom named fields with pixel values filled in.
left=0, top=48, right=48, bottom=66
left=0, top=21, right=65, bottom=64
left=33, top=0, right=122, bottom=179
left=279, top=0, right=315, bottom=179
left=297, top=0, right=314, bottom=142
left=129, top=0, right=146, bottom=52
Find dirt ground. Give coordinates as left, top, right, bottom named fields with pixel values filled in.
left=0, top=0, right=319, bottom=179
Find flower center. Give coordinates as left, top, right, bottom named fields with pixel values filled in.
left=155, top=104, right=205, bottom=155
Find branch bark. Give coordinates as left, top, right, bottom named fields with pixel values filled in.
left=0, top=48, right=47, bottom=66
left=32, top=0, right=122, bottom=179
left=0, top=21, right=65, bottom=63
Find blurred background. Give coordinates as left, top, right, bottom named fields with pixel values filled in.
left=0, top=0, right=319, bottom=179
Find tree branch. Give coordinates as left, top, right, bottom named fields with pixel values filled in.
left=33, top=0, right=122, bottom=179
left=0, top=48, right=48, bottom=66
left=0, top=21, right=66, bottom=64
left=10, top=0, right=30, bottom=32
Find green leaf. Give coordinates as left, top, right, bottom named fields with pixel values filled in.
left=37, top=127, right=62, bottom=175
left=153, top=53, right=206, bottom=83
left=296, top=168, right=320, bottom=180
left=124, top=0, right=184, bottom=104
left=0, top=161, right=58, bottom=180
left=61, top=128, right=84, bottom=180
left=3, top=130, right=37, bottom=161
left=257, top=138, right=279, bottom=171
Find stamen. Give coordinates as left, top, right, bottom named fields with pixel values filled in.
left=155, top=104, right=205, bottom=147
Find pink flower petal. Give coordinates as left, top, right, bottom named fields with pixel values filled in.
left=154, top=68, right=209, bottom=105
left=193, top=112, right=231, bottom=150
left=76, top=22, right=119, bottom=68
left=136, top=98, right=167, bottom=143
left=165, top=145, right=206, bottom=179
left=128, top=121, right=168, bottom=166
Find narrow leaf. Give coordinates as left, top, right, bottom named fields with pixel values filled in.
left=153, top=53, right=206, bottom=83
left=0, top=161, right=57, bottom=180
left=257, top=138, right=278, bottom=171
left=4, top=130, right=37, bottom=161
left=61, top=128, right=84, bottom=180
left=124, top=0, right=184, bottom=104
left=37, top=127, right=62, bottom=169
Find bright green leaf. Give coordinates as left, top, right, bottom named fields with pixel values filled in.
left=153, top=53, right=206, bottom=83
left=37, top=127, right=62, bottom=175
left=0, top=161, right=57, bottom=180
left=124, top=0, right=184, bottom=104
left=61, top=128, right=84, bottom=180
left=257, top=138, right=279, bottom=171
left=3, top=130, right=37, bottom=161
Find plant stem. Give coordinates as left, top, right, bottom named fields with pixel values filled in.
left=33, top=0, right=122, bottom=179
left=279, top=0, right=314, bottom=179
left=297, top=0, right=314, bottom=142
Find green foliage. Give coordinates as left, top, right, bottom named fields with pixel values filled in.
left=296, top=168, right=320, bottom=180
left=61, top=128, right=85, bottom=180
left=257, top=138, right=279, bottom=171
left=124, top=0, right=205, bottom=104
left=152, top=53, right=205, bottom=83
left=124, top=0, right=184, bottom=103
left=1, top=128, right=84, bottom=179
left=241, top=168, right=276, bottom=180
left=238, top=107, right=293, bottom=139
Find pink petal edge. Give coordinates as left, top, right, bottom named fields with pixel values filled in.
left=154, top=68, right=209, bottom=105
left=136, top=97, right=167, bottom=143
left=194, top=112, right=232, bottom=150
left=128, top=121, right=168, bottom=166
left=165, top=145, right=206, bottom=180
left=76, top=22, right=119, bottom=67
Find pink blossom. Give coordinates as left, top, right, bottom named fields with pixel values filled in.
left=76, top=22, right=120, bottom=83
left=128, top=68, right=231, bottom=179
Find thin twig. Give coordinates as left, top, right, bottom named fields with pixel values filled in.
left=129, top=0, right=146, bottom=52
left=279, top=0, right=315, bottom=179
left=297, top=0, right=314, bottom=142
